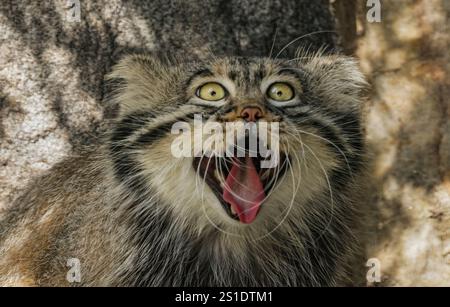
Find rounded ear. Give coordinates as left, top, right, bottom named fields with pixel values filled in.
left=106, top=54, right=177, bottom=116
left=107, top=54, right=167, bottom=83
left=303, top=54, right=369, bottom=113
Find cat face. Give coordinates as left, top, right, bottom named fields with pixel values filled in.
left=108, top=54, right=366, bottom=232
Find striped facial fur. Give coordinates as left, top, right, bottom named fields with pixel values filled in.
left=109, top=53, right=367, bottom=234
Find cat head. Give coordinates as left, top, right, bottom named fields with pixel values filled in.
left=107, top=52, right=367, bottom=235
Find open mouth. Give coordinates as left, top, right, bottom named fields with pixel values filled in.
left=193, top=150, right=288, bottom=224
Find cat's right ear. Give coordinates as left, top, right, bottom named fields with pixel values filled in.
left=106, top=54, right=174, bottom=116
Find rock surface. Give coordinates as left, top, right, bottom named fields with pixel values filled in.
left=356, top=0, right=450, bottom=286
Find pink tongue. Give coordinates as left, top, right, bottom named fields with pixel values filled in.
left=223, top=156, right=266, bottom=224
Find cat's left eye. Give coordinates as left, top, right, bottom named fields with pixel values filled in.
left=267, top=82, right=295, bottom=102
left=196, top=82, right=226, bottom=101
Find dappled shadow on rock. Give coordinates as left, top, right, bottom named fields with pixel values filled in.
left=356, top=0, right=450, bottom=286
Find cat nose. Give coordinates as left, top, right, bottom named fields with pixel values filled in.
left=240, top=106, right=264, bottom=122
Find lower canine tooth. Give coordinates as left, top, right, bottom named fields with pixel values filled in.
left=215, top=170, right=225, bottom=188
left=215, top=169, right=225, bottom=183
left=230, top=206, right=237, bottom=215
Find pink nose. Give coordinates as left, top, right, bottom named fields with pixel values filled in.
left=240, top=107, right=264, bottom=122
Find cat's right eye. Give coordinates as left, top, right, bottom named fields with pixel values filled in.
left=196, top=82, right=226, bottom=101
left=267, top=82, right=295, bottom=102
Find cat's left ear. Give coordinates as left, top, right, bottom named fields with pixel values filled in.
left=106, top=54, right=176, bottom=115
left=304, top=55, right=368, bottom=112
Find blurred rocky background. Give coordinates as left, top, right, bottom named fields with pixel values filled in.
left=355, top=0, right=450, bottom=286
left=0, top=0, right=449, bottom=286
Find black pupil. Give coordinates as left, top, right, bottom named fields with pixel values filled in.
left=210, top=90, right=216, bottom=96
left=277, top=91, right=283, bottom=96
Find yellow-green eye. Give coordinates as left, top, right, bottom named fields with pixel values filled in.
left=196, top=82, right=226, bottom=101
left=267, top=83, right=295, bottom=101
